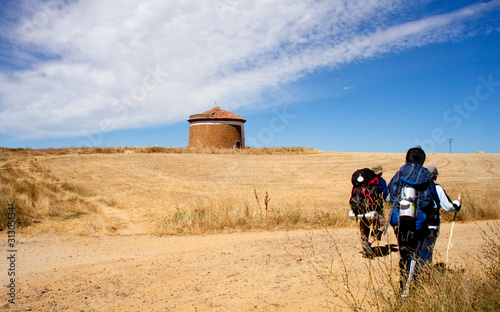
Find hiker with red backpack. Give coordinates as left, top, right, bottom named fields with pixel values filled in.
left=349, top=165, right=387, bottom=258
left=387, top=147, right=441, bottom=292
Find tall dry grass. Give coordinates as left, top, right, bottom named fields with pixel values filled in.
left=440, top=187, right=500, bottom=222
left=297, top=222, right=500, bottom=311
left=382, top=222, right=500, bottom=311
left=0, top=158, right=104, bottom=232
left=157, top=190, right=349, bottom=235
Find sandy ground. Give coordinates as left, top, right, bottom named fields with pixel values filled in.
left=1, top=220, right=495, bottom=312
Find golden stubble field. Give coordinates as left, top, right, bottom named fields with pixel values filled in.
left=25, top=152, right=500, bottom=235
left=1, top=151, right=499, bottom=311
left=14, top=151, right=500, bottom=237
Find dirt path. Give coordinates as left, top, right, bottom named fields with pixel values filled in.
left=1, top=220, right=495, bottom=311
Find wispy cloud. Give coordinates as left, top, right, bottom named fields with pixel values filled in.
left=0, top=0, right=499, bottom=140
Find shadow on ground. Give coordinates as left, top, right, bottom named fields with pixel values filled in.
left=373, top=244, right=399, bottom=257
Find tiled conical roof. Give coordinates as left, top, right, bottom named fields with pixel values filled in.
left=188, top=105, right=246, bottom=122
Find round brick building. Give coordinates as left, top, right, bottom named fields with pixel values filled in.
left=188, top=105, right=246, bottom=148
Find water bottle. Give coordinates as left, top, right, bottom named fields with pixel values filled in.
left=399, top=186, right=416, bottom=219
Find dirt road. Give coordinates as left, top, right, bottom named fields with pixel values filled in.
left=1, top=220, right=494, bottom=311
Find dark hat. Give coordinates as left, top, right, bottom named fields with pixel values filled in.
left=371, top=165, right=384, bottom=175
left=427, top=165, right=439, bottom=176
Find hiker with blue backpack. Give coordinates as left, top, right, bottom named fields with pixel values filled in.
left=387, top=147, right=440, bottom=292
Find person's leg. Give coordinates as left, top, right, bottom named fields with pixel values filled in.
left=397, top=226, right=419, bottom=291
left=398, top=247, right=411, bottom=290
left=372, top=212, right=386, bottom=242
left=419, top=236, right=436, bottom=264
left=412, top=235, right=436, bottom=284
left=360, top=218, right=375, bottom=257
left=360, top=218, right=369, bottom=245
left=398, top=237, right=413, bottom=290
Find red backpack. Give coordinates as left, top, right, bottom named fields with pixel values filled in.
left=349, top=168, right=383, bottom=216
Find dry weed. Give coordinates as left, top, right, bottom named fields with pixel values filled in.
left=0, top=158, right=111, bottom=233
left=157, top=192, right=345, bottom=235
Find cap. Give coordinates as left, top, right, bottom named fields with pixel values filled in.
left=427, top=165, right=439, bottom=176
left=371, top=165, right=385, bottom=175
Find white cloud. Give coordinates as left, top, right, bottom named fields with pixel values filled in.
left=0, top=0, right=499, bottom=140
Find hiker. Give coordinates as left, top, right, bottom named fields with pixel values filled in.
left=362, top=165, right=388, bottom=257
left=418, top=165, right=462, bottom=265
left=373, top=165, right=389, bottom=200
left=349, top=166, right=387, bottom=258
left=387, top=147, right=440, bottom=291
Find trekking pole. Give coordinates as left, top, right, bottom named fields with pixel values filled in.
left=402, top=240, right=423, bottom=298
left=445, top=211, right=458, bottom=266
left=446, top=194, right=460, bottom=266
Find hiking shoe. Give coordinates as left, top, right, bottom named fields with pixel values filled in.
left=362, top=243, right=375, bottom=258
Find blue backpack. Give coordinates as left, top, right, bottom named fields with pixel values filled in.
left=388, top=163, right=439, bottom=231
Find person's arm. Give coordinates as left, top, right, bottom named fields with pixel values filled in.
left=429, top=179, right=440, bottom=209
left=435, top=184, right=460, bottom=212
left=388, top=173, right=399, bottom=203
left=379, top=178, right=388, bottom=201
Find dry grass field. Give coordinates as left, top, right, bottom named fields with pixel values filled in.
left=0, top=149, right=499, bottom=311
left=1, top=148, right=499, bottom=237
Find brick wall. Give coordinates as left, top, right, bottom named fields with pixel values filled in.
left=188, top=123, right=243, bottom=148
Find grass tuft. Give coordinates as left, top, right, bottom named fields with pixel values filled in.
left=157, top=191, right=347, bottom=235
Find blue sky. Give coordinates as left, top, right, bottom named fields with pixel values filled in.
left=0, top=0, right=499, bottom=153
